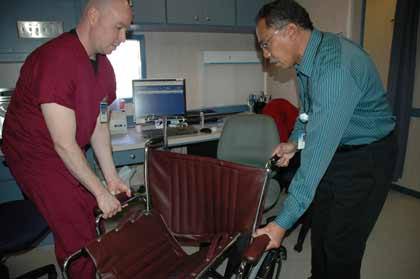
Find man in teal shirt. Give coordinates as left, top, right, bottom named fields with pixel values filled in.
left=254, top=1, right=396, bottom=278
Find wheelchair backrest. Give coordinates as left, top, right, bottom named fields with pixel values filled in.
left=146, top=149, right=268, bottom=243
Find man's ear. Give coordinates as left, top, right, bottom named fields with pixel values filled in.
left=285, top=23, right=299, bottom=41
left=87, top=6, right=99, bottom=26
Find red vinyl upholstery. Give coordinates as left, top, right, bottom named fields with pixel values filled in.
left=85, top=212, right=185, bottom=278
left=85, top=211, right=235, bottom=278
left=79, top=150, right=270, bottom=278
left=148, top=149, right=266, bottom=242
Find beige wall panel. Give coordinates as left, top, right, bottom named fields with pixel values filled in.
left=298, top=0, right=351, bottom=34
left=267, top=67, right=299, bottom=106
left=363, top=0, right=397, bottom=87
left=143, top=32, right=259, bottom=109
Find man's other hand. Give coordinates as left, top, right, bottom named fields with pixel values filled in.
left=253, top=222, right=286, bottom=250
left=272, top=142, right=298, bottom=167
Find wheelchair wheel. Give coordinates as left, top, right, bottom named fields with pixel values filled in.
left=254, top=249, right=283, bottom=279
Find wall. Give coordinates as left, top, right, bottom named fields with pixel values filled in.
left=363, top=0, right=397, bottom=87
left=0, top=31, right=264, bottom=109
left=140, top=31, right=262, bottom=110
left=299, top=0, right=353, bottom=35
left=0, top=0, right=361, bottom=109
left=267, top=0, right=360, bottom=107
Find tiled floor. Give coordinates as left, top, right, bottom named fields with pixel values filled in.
left=5, top=190, right=420, bottom=278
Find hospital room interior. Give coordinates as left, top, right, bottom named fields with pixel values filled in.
left=0, top=0, right=419, bottom=278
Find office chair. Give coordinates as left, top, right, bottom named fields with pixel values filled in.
left=217, top=113, right=281, bottom=212
left=0, top=199, right=57, bottom=279
left=262, top=98, right=300, bottom=193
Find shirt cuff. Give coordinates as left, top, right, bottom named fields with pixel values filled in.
left=289, top=132, right=300, bottom=144
left=274, top=208, right=297, bottom=230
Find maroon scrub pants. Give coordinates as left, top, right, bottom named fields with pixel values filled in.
left=8, top=163, right=98, bottom=279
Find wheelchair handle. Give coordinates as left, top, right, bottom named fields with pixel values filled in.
left=269, top=154, right=280, bottom=166
left=145, top=136, right=164, bottom=148
left=93, top=191, right=138, bottom=217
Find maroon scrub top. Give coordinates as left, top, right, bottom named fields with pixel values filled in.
left=3, top=31, right=116, bottom=185
left=2, top=33, right=117, bottom=274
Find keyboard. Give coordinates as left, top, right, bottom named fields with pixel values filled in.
left=142, top=126, right=198, bottom=139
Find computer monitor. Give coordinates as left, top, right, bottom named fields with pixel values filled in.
left=133, top=79, right=186, bottom=123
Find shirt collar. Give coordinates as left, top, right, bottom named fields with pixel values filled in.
left=295, top=28, right=323, bottom=77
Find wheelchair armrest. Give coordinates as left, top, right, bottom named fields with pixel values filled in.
left=93, top=191, right=145, bottom=236
left=243, top=234, right=270, bottom=264
left=93, top=190, right=141, bottom=217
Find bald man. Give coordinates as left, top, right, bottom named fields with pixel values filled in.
left=3, top=0, right=132, bottom=277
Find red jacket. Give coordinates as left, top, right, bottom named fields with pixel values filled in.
left=262, top=99, right=299, bottom=142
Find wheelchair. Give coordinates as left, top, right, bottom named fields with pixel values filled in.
left=63, top=138, right=284, bottom=278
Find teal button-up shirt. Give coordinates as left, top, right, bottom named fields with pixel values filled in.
left=275, top=29, right=395, bottom=230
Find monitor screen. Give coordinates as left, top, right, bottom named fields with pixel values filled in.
left=133, top=79, right=186, bottom=123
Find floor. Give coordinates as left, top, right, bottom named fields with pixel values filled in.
left=5, top=190, right=420, bottom=278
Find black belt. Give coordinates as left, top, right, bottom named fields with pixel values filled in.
left=336, top=131, right=394, bottom=153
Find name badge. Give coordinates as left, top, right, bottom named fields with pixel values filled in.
left=99, top=101, right=108, bottom=123
left=297, top=132, right=306, bottom=150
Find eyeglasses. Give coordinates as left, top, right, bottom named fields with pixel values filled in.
left=259, top=30, right=279, bottom=50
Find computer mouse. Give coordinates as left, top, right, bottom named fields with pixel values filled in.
left=200, top=127, right=212, bottom=134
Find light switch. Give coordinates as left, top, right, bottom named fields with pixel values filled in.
left=17, top=21, right=63, bottom=39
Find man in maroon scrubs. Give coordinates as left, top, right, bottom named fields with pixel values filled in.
left=2, top=0, right=132, bottom=277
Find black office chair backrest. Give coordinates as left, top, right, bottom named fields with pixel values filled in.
left=0, top=199, right=57, bottom=279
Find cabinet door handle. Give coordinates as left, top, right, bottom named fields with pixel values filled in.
left=205, top=16, right=211, bottom=22
left=129, top=154, right=136, bottom=160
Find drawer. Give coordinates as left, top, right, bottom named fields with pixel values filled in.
left=113, top=148, right=145, bottom=167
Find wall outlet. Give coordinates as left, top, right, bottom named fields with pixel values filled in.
left=17, top=21, right=63, bottom=39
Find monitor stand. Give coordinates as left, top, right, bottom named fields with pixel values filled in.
left=162, top=115, right=168, bottom=149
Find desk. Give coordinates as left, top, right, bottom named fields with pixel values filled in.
left=111, top=124, right=222, bottom=166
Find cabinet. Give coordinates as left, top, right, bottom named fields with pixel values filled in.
left=236, top=0, right=269, bottom=27
left=132, top=0, right=166, bottom=24
left=167, top=0, right=235, bottom=26
left=112, top=149, right=145, bottom=167
left=0, top=0, right=81, bottom=62
left=0, top=0, right=265, bottom=62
